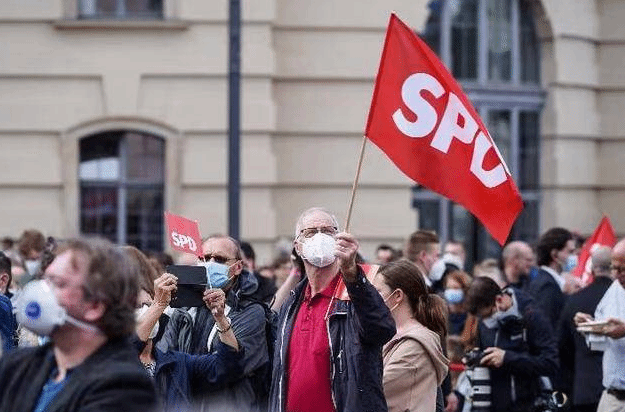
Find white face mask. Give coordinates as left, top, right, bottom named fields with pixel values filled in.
left=301, top=233, right=337, bottom=268
left=24, top=259, right=41, bottom=276
left=14, top=280, right=99, bottom=336
left=135, top=305, right=159, bottom=340
left=429, top=258, right=446, bottom=282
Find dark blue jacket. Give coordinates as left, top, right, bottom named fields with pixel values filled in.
left=269, top=268, right=396, bottom=412
left=528, top=268, right=566, bottom=331
left=0, top=295, right=15, bottom=353
left=476, top=288, right=559, bottom=412
left=153, top=341, right=245, bottom=410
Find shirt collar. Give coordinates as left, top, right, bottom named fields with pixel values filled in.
left=540, top=265, right=565, bottom=291
left=304, top=273, right=341, bottom=300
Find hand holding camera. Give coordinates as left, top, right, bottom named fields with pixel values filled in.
left=480, top=347, right=505, bottom=368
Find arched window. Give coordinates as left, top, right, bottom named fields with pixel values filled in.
left=79, top=130, right=165, bottom=251
left=417, top=0, right=543, bottom=266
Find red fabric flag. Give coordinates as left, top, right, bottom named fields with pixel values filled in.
left=164, top=211, right=203, bottom=257
left=572, top=216, right=617, bottom=286
left=365, top=14, right=523, bottom=245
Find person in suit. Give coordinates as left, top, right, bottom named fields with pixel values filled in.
left=558, top=246, right=614, bottom=412
left=529, top=227, right=576, bottom=331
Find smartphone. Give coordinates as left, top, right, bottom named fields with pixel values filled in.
left=166, top=265, right=207, bottom=308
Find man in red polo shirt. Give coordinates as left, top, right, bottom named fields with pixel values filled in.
left=268, top=207, right=396, bottom=412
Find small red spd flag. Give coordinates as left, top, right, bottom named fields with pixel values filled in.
left=572, top=216, right=616, bottom=286
left=366, top=14, right=523, bottom=245
left=164, top=212, right=202, bottom=256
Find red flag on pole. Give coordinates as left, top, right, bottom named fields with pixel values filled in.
left=571, top=216, right=617, bottom=286
left=365, top=14, right=523, bottom=245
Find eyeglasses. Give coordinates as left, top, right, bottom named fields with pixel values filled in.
left=610, top=265, right=625, bottom=275
left=298, top=226, right=338, bottom=239
left=203, top=254, right=236, bottom=264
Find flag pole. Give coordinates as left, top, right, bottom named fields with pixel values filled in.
left=344, top=136, right=368, bottom=232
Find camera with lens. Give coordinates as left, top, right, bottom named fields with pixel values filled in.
left=463, top=349, right=491, bottom=411
left=463, top=348, right=485, bottom=368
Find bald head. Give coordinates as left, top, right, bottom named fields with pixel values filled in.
left=502, top=241, right=534, bottom=284
left=611, top=238, right=625, bottom=288
left=591, top=245, right=612, bottom=278
left=502, top=241, right=533, bottom=262
left=294, top=207, right=339, bottom=238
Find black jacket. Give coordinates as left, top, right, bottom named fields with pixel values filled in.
left=0, top=337, right=156, bottom=412
left=528, top=268, right=566, bottom=331
left=476, top=288, right=559, bottom=412
left=558, top=276, right=613, bottom=406
left=269, top=268, right=396, bottom=412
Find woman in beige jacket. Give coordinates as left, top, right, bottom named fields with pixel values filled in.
left=373, top=259, right=450, bottom=412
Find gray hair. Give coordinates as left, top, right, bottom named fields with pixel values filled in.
left=202, top=234, right=243, bottom=260
left=294, top=207, right=340, bottom=238
left=591, top=245, right=612, bottom=276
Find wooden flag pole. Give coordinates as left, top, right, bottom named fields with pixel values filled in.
left=344, top=136, right=368, bottom=232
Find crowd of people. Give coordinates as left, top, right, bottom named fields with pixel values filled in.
left=0, top=208, right=624, bottom=412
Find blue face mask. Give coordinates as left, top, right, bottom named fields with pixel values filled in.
left=200, top=261, right=233, bottom=289
left=563, top=255, right=578, bottom=273
left=444, top=288, right=464, bottom=305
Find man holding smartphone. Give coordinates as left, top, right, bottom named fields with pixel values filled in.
left=157, top=235, right=270, bottom=412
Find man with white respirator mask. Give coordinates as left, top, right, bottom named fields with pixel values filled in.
left=268, top=207, right=396, bottom=412
left=0, top=238, right=156, bottom=412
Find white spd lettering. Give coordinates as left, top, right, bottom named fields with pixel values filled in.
left=171, top=231, right=197, bottom=252
left=392, top=72, right=510, bottom=188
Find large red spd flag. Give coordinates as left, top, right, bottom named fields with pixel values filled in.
left=572, top=216, right=616, bottom=286
left=366, top=14, right=523, bottom=245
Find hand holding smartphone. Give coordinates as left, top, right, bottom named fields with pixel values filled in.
left=165, top=265, right=208, bottom=307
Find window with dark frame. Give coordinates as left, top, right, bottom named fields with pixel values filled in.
left=415, top=0, right=544, bottom=268
left=78, top=0, right=163, bottom=19
left=79, top=131, right=165, bottom=252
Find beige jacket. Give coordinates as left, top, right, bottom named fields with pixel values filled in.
left=382, top=320, right=449, bottom=412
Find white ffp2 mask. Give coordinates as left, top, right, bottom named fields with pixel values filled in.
left=301, top=233, right=337, bottom=268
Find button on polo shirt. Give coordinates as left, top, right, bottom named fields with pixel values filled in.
left=286, top=274, right=340, bottom=412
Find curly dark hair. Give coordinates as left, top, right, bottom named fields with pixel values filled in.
left=536, top=227, right=572, bottom=267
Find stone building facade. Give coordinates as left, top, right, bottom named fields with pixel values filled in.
left=0, top=0, right=623, bottom=263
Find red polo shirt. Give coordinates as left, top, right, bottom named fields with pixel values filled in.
left=286, top=274, right=340, bottom=412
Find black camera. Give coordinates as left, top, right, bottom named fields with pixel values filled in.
left=463, top=348, right=485, bottom=368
